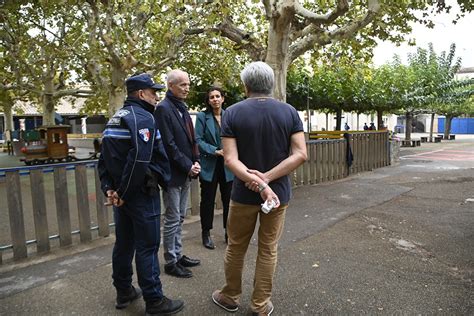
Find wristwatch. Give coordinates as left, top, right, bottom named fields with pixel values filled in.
left=258, top=183, right=267, bottom=192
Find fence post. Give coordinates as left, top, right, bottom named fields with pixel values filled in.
left=343, top=138, right=349, bottom=177
left=215, top=190, right=223, bottom=210
left=303, top=145, right=310, bottom=185
left=54, top=167, right=72, bottom=247
left=350, top=135, right=356, bottom=174
left=316, top=142, right=322, bottom=183
left=338, top=140, right=344, bottom=179
left=30, top=169, right=50, bottom=253
left=309, top=143, right=316, bottom=184
left=296, top=163, right=303, bottom=186
left=94, top=166, right=109, bottom=237
left=190, top=178, right=200, bottom=216
left=6, top=171, right=27, bottom=260
left=356, top=133, right=369, bottom=172
left=75, top=164, right=92, bottom=242
left=322, top=142, right=329, bottom=182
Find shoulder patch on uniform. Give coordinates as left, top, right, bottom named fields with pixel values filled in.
left=115, top=109, right=130, bottom=117
left=139, top=128, right=151, bottom=142
left=107, top=117, right=121, bottom=126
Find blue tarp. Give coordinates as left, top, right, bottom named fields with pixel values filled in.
left=438, top=117, right=474, bottom=134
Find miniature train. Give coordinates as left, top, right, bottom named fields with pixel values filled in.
left=20, top=125, right=99, bottom=165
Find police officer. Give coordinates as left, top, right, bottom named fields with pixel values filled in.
left=98, top=73, right=184, bottom=315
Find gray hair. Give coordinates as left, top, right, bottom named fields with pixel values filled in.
left=167, top=69, right=188, bottom=84
left=240, top=61, right=274, bottom=95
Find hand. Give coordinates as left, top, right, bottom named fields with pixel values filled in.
left=245, top=169, right=269, bottom=192
left=112, top=191, right=125, bottom=207
left=104, top=190, right=115, bottom=206
left=215, top=149, right=224, bottom=156
left=104, top=190, right=124, bottom=207
left=260, top=185, right=280, bottom=209
left=189, top=161, right=201, bottom=177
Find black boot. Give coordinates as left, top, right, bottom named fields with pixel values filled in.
left=224, top=229, right=228, bottom=244
left=115, top=285, right=142, bottom=309
left=202, top=230, right=215, bottom=249
left=145, top=296, right=184, bottom=315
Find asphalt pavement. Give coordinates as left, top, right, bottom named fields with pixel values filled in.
left=0, top=136, right=473, bottom=315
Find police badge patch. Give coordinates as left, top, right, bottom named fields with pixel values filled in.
left=139, top=128, right=150, bottom=142
left=107, top=117, right=121, bottom=126
left=115, top=109, right=130, bottom=117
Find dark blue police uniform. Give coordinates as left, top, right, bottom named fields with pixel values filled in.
left=98, top=95, right=170, bottom=302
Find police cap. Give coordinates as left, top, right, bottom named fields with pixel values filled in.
left=126, top=73, right=166, bottom=93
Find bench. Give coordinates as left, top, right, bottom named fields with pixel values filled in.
left=420, top=136, right=428, bottom=143
left=434, top=136, right=442, bottom=143
left=437, top=134, right=444, bottom=140
left=449, top=134, right=456, bottom=140
left=401, top=139, right=421, bottom=147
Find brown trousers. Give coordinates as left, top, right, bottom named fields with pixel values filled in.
left=221, top=200, right=288, bottom=313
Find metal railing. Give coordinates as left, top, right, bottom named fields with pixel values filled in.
left=0, top=131, right=389, bottom=263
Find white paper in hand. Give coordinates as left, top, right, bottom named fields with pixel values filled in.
left=261, top=199, right=276, bottom=214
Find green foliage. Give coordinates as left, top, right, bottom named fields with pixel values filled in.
left=1, top=0, right=473, bottom=118
left=287, top=41, right=472, bottom=121
left=287, top=56, right=374, bottom=113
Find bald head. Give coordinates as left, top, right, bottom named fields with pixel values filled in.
left=167, top=69, right=190, bottom=100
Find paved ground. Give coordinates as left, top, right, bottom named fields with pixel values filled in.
left=0, top=135, right=473, bottom=315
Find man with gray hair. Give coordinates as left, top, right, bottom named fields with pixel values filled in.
left=212, top=61, right=307, bottom=315
left=154, top=69, right=201, bottom=279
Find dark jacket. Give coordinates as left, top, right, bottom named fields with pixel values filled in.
left=98, top=97, right=171, bottom=201
left=154, top=94, right=199, bottom=186
left=195, top=111, right=233, bottom=183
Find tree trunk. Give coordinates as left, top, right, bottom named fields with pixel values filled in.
left=377, top=110, right=383, bottom=129
left=42, top=77, right=55, bottom=126
left=444, top=115, right=453, bottom=139
left=405, top=111, right=412, bottom=141
left=108, top=88, right=126, bottom=117
left=429, top=112, right=435, bottom=142
left=265, top=15, right=291, bottom=101
left=3, top=104, right=14, bottom=131
left=108, top=66, right=127, bottom=117
left=335, top=109, right=342, bottom=131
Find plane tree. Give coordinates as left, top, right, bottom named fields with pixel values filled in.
left=0, top=1, right=93, bottom=126
left=431, top=79, right=474, bottom=139
left=184, top=0, right=472, bottom=102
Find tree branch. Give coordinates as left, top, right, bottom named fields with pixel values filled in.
left=54, top=88, right=95, bottom=98
left=288, top=0, right=381, bottom=62
left=262, top=0, right=272, bottom=18
left=209, top=17, right=266, bottom=60
left=87, top=0, right=123, bottom=69
left=0, top=82, right=42, bottom=95
left=294, top=0, right=349, bottom=24
left=184, top=25, right=265, bottom=60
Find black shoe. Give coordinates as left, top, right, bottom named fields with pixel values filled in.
left=164, top=263, right=192, bottom=278
left=224, top=230, right=228, bottom=244
left=178, top=255, right=201, bottom=267
left=115, top=285, right=142, bottom=309
left=202, top=232, right=215, bottom=250
left=145, top=296, right=184, bottom=315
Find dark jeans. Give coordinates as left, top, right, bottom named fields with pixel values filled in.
left=112, top=192, right=163, bottom=302
left=200, top=159, right=232, bottom=231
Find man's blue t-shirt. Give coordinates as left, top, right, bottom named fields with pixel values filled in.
left=221, top=97, right=304, bottom=205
